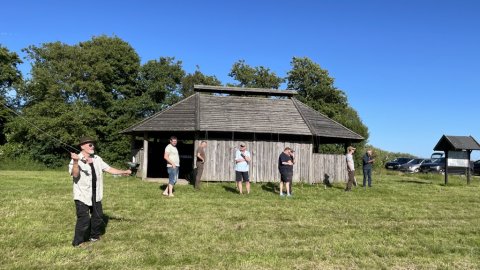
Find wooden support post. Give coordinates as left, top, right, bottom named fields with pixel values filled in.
left=444, top=151, right=449, bottom=185
left=142, top=133, right=149, bottom=180
left=467, top=150, right=471, bottom=185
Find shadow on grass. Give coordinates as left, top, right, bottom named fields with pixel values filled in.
left=261, top=182, right=278, bottom=194
left=395, top=179, right=433, bottom=185
left=100, top=214, right=110, bottom=235
left=158, top=184, right=176, bottom=194
left=223, top=184, right=238, bottom=194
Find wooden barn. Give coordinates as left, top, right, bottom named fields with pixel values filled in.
left=121, top=85, right=364, bottom=184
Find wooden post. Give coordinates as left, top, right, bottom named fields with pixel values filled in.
left=444, top=151, right=449, bottom=185
left=467, top=150, right=471, bottom=184
left=142, top=133, right=149, bottom=180
left=308, top=136, right=314, bottom=184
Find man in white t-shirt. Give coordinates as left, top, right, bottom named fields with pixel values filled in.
left=235, top=142, right=251, bottom=194
left=163, top=136, right=180, bottom=197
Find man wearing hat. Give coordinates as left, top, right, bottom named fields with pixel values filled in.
left=234, top=142, right=251, bottom=194
left=69, top=136, right=131, bottom=247
left=345, top=146, right=356, bottom=191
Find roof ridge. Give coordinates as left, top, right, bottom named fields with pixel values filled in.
left=291, top=97, right=315, bottom=135
left=292, top=98, right=364, bottom=140
left=195, top=93, right=200, bottom=130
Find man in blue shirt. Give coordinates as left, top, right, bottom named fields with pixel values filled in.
left=362, top=149, right=375, bottom=188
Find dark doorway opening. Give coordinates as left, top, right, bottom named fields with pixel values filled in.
left=147, top=140, right=194, bottom=180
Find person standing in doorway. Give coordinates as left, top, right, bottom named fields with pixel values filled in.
left=235, top=142, right=251, bottom=194
left=345, top=146, right=356, bottom=192
left=69, top=136, right=131, bottom=247
left=362, top=149, right=375, bottom=188
left=195, top=141, right=207, bottom=190
left=278, top=147, right=295, bottom=197
left=163, top=136, right=180, bottom=197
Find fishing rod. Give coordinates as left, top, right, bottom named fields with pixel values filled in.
left=0, top=100, right=80, bottom=153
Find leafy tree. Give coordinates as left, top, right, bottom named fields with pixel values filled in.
left=0, top=45, right=23, bottom=144
left=137, top=57, right=185, bottom=113
left=181, top=66, right=222, bottom=97
left=9, top=36, right=142, bottom=166
left=286, top=57, right=369, bottom=158
left=229, top=60, right=284, bottom=89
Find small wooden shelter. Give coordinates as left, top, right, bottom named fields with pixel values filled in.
left=121, top=85, right=364, bottom=183
left=433, top=135, right=480, bottom=184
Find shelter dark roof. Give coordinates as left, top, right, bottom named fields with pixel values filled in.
left=433, top=135, right=480, bottom=151
left=122, top=89, right=364, bottom=142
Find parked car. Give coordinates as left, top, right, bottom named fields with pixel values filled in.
left=385, top=157, right=413, bottom=170
left=399, top=158, right=430, bottom=173
left=419, top=158, right=474, bottom=175
left=474, top=160, right=480, bottom=176
left=431, top=152, right=444, bottom=159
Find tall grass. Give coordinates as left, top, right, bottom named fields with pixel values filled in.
left=1, top=170, right=479, bottom=269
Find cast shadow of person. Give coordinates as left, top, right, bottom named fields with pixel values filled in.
left=223, top=184, right=238, bottom=194
left=323, top=174, right=334, bottom=188
left=159, top=184, right=176, bottom=193
left=261, top=182, right=278, bottom=194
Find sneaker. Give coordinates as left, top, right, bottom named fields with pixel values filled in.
left=89, top=237, right=100, bottom=242
left=168, top=194, right=174, bottom=197
left=280, top=192, right=285, bottom=196
left=287, top=194, right=292, bottom=197
left=162, top=190, right=168, bottom=196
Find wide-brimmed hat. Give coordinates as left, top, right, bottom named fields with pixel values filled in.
left=347, top=146, right=356, bottom=152
left=239, top=142, right=246, bottom=147
left=78, top=136, right=96, bottom=146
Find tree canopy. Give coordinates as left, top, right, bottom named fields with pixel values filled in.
left=228, top=60, right=284, bottom=89
left=287, top=57, right=369, bottom=154
left=0, top=45, right=23, bottom=144
left=1, top=37, right=369, bottom=167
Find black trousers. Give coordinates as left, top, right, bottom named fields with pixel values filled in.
left=72, top=199, right=103, bottom=246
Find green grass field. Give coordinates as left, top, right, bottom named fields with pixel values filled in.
left=1, top=170, right=479, bottom=269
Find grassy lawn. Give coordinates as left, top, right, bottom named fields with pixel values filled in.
left=1, top=170, right=480, bottom=269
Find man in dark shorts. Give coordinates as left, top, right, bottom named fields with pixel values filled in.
left=278, top=147, right=295, bottom=197
left=234, top=142, right=251, bottom=194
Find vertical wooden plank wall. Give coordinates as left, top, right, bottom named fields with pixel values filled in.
left=134, top=139, right=348, bottom=183
left=311, top=153, right=348, bottom=183
left=196, top=139, right=346, bottom=183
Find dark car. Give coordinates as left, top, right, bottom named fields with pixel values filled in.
left=399, top=158, right=430, bottom=173
left=419, top=158, right=474, bottom=175
left=474, top=160, right=480, bottom=176
left=385, top=157, right=413, bottom=170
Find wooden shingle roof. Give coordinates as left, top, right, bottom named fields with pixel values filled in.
left=292, top=98, right=364, bottom=140
left=433, top=135, right=480, bottom=151
left=123, top=94, right=197, bottom=132
left=122, top=88, right=364, bottom=142
left=198, top=95, right=311, bottom=135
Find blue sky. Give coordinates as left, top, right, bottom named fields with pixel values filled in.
left=1, top=0, right=479, bottom=159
